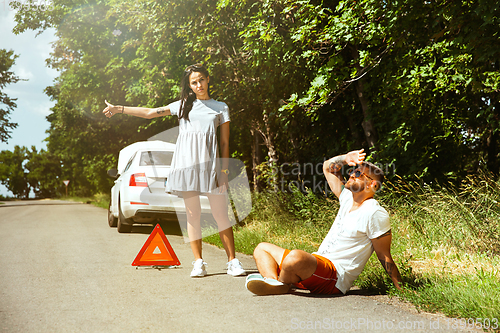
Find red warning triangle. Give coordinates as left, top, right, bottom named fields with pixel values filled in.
left=132, top=224, right=180, bottom=266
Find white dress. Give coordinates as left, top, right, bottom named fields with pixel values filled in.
left=165, top=98, right=230, bottom=194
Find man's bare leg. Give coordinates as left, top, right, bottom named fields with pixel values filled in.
left=253, top=242, right=286, bottom=279
left=249, top=243, right=317, bottom=295
left=279, top=249, right=317, bottom=284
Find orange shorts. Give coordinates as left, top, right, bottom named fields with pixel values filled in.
left=279, top=249, right=342, bottom=295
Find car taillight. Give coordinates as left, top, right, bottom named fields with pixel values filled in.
left=129, top=173, right=148, bottom=187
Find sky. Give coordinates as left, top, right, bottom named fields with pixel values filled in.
left=0, top=7, right=58, bottom=196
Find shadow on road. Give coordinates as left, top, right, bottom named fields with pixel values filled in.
left=290, top=288, right=385, bottom=298
left=129, top=221, right=183, bottom=236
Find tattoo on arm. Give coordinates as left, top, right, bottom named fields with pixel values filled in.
left=329, top=162, right=342, bottom=173
left=328, top=155, right=346, bottom=173
left=379, top=257, right=403, bottom=289
left=156, top=107, right=167, bottom=115
left=377, top=229, right=392, bottom=239
left=379, top=259, right=396, bottom=276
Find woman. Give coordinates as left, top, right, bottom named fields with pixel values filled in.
left=103, top=64, right=246, bottom=278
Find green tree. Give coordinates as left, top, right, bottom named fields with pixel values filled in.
left=0, top=146, right=30, bottom=198
left=25, top=147, right=63, bottom=198
left=11, top=0, right=500, bottom=196
left=0, top=49, right=20, bottom=143
left=279, top=0, right=500, bottom=180
left=13, top=0, right=179, bottom=195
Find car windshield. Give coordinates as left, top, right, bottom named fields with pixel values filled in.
left=139, top=151, right=173, bottom=166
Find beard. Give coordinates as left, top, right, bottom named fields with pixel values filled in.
left=345, top=180, right=363, bottom=193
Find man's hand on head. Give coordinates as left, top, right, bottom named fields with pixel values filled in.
left=345, top=149, right=366, bottom=166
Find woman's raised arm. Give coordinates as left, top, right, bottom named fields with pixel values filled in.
left=103, top=100, right=171, bottom=119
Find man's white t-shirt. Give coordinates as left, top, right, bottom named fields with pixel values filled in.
left=313, top=188, right=390, bottom=294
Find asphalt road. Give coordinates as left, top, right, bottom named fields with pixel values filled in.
left=0, top=200, right=482, bottom=333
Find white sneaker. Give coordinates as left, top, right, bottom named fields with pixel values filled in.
left=226, top=258, right=246, bottom=276
left=190, top=259, right=207, bottom=277
left=245, top=274, right=265, bottom=290
left=246, top=273, right=263, bottom=280
left=246, top=277, right=290, bottom=296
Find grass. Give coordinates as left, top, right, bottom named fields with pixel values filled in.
left=377, top=172, right=500, bottom=322
left=62, top=193, right=110, bottom=209
left=204, top=171, right=500, bottom=323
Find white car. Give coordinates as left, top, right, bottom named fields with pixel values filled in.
left=107, top=140, right=211, bottom=233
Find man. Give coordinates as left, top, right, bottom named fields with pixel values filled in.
left=245, top=149, right=403, bottom=296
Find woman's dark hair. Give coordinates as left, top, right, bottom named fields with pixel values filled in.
left=179, top=64, right=210, bottom=120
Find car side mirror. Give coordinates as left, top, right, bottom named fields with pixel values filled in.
left=107, top=168, right=119, bottom=179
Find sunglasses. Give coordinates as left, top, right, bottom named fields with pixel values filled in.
left=349, top=168, right=374, bottom=181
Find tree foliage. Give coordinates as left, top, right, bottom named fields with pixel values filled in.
left=0, top=49, right=20, bottom=143
left=3, top=0, right=499, bottom=197
left=0, top=146, right=30, bottom=198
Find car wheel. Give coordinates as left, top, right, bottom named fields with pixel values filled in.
left=108, top=202, right=118, bottom=227
left=117, top=198, right=133, bottom=233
